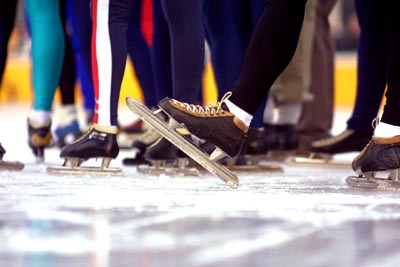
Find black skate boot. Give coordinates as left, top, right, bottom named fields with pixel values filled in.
left=122, top=126, right=161, bottom=166
left=138, top=136, right=198, bottom=176
left=310, top=129, right=371, bottom=154
left=52, top=124, right=121, bottom=174
left=28, top=119, right=52, bottom=162
left=347, top=136, right=400, bottom=189
left=158, top=92, right=248, bottom=160
left=227, top=128, right=283, bottom=172
left=264, top=123, right=299, bottom=161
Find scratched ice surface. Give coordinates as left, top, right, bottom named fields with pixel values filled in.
left=1, top=104, right=400, bottom=267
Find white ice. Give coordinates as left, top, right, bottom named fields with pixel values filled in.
left=0, top=103, right=400, bottom=267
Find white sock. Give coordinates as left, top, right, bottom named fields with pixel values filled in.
left=276, top=102, right=302, bottom=125
left=224, top=99, right=253, bottom=127
left=263, top=97, right=275, bottom=124
left=374, top=121, right=400, bottom=138
left=29, top=110, right=52, bottom=124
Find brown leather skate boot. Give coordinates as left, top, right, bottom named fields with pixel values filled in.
left=158, top=92, right=248, bottom=159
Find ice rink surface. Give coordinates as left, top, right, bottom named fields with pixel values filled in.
left=1, top=104, right=400, bottom=267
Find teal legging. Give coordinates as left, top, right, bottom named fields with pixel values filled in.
left=25, top=0, right=65, bottom=111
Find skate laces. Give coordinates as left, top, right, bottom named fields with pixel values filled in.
left=172, top=92, right=232, bottom=115
left=372, top=117, right=380, bottom=129
left=313, top=130, right=354, bottom=147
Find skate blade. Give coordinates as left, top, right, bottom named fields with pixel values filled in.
left=285, top=156, right=350, bottom=168
left=0, top=160, right=24, bottom=171
left=138, top=158, right=199, bottom=177
left=137, top=165, right=199, bottom=177
left=47, top=166, right=123, bottom=176
left=226, top=156, right=283, bottom=173
left=347, top=170, right=400, bottom=190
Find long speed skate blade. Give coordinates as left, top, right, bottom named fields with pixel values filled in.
left=0, top=160, right=24, bottom=171
left=126, top=97, right=239, bottom=189
left=137, top=164, right=199, bottom=177
left=285, top=156, right=350, bottom=168
left=226, top=156, right=283, bottom=173
left=47, top=166, right=123, bottom=176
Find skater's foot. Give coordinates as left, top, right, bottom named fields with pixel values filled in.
left=28, top=119, right=52, bottom=161
left=244, top=128, right=268, bottom=155
left=158, top=92, right=248, bottom=158
left=310, top=129, right=371, bottom=154
left=352, top=136, right=400, bottom=175
left=264, top=123, right=299, bottom=151
left=54, top=105, right=82, bottom=148
left=122, top=127, right=161, bottom=165
left=60, top=124, right=119, bottom=160
left=145, top=137, right=186, bottom=161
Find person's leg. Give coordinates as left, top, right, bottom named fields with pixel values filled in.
left=202, top=0, right=247, bottom=96
left=309, top=0, right=388, bottom=155
left=352, top=0, right=400, bottom=177
left=68, top=0, right=95, bottom=117
left=263, top=0, right=316, bottom=151
left=60, top=0, right=135, bottom=163
left=159, top=0, right=308, bottom=158
left=149, top=0, right=173, bottom=101
left=161, top=0, right=204, bottom=103
left=127, top=0, right=157, bottom=107
left=230, top=0, right=307, bottom=115
left=54, top=2, right=81, bottom=148
left=25, top=0, right=65, bottom=159
left=0, top=0, right=18, bottom=86
left=296, top=0, right=336, bottom=150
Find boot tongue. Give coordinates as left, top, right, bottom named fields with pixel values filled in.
left=221, top=103, right=230, bottom=112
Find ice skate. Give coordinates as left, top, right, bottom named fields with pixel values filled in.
left=54, top=105, right=83, bottom=148
left=0, top=143, right=24, bottom=171
left=28, top=119, right=52, bottom=162
left=126, top=97, right=239, bottom=188
left=137, top=137, right=199, bottom=177
left=122, top=126, right=161, bottom=166
left=158, top=92, right=248, bottom=159
left=264, top=123, right=300, bottom=161
left=347, top=136, right=400, bottom=189
left=47, top=124, right=122, bottom=176
left=226, top=128, right=283, bottom=173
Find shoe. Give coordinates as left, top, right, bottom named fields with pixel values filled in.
left=60, top=124, right=119, bottom=159
left=264, top=123, right=299, bottom=150
left=145, top=137, right=186, bottom=161
left=352, top=136, right=400, bottom=175
left=131, top=127, right=161, bottom=156
left=158, top=92, right=248, bottom=158
left=243, top=128, right=268, bottom=155
left=28, top=119, right=52, bottom=160
left=309, top=129, right=371, bottom=154
left=54, top=105, right=83, bottom=148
